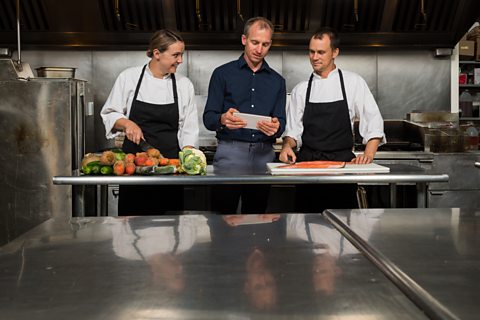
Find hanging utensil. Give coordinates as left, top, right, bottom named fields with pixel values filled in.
left=13, top=0, right=33, bottom=79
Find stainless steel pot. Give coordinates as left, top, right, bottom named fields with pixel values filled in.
left=36, top=67, right=76, bottom=78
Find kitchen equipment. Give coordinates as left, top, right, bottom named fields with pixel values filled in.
left=36, top=67, right=76, bottom=78
left=0, top=62, right=94, bottom=245
left=139, top=139, right=156, bottom=153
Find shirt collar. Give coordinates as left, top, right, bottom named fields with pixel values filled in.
left=146, top=63, right=171, bottom=79
left=237, top=54, right=271, bottom=73
left=313, top=67, right=338, bottom=80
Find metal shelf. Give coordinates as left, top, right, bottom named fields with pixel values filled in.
left=459, top=84, right=480, bottom=88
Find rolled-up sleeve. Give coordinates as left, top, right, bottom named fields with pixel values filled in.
left=100, top=72, right=130, bottom=139
left=178, top=79, right=199, bottom=149
left=355, top=78, right=386, bottom=145
left=284, top=82, right=307, bottom=149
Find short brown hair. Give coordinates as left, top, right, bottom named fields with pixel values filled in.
left=147, top=29, right=183, bottom=57
left=311, top=27, right=340, bottom=51
left=243, top=17, right=274, bottom=37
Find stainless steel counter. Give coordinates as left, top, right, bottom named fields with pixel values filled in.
left=53, top=164, right=447, bottom=185
left=0, top=213, right=428, bottom=320
left=324, top=208, right=480, bottom=320
left=53, top=164, right=448, bottom=208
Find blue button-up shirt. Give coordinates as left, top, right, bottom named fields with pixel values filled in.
left=203, top=55, right=286, bottom=143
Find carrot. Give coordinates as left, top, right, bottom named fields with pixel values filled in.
left=159, top=158, right=170, bottom=166
left=168, top=159, right=180, bottom=167
left=278, top=161, right=346, bottom=169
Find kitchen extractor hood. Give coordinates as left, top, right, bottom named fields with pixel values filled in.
left=0, top=0, right=479, bottom=50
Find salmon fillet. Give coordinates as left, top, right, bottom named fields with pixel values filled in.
left=278, top=160, right=346, bottom=169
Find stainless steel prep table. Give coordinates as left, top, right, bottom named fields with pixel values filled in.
left=0, top=213, right=428, bottom=320
left=324, top=208, right=480, bottom=320
left=53, top=164, right=448, bottom=210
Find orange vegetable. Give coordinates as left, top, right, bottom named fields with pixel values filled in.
left=125, top=153, right=135, bottom=163
left=168, top=159, right=180, bottom=167
left=147, top=148, right=162, bottom=158
left=159, top=158, right=170, bottom=166
left=125, top=162, right=136, bottom=175
left=134, top=155, right=148, bottom=166
left=144, top=158, right=154, bottom=166
left=113, top=160, right=126, bottom=175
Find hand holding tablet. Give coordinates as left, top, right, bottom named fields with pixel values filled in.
left=233, top=112, right=272, bottom=129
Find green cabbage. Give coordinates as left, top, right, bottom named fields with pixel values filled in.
left=179, top=148, right=207, bottom=175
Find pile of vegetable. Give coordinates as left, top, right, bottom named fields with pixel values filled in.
left=179, top=148, right=207, bottom=175
left=81, top=148, right=206, bottom=176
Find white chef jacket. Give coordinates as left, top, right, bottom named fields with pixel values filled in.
left=286, top=211, right=383, bottom=257
left=284, top=68, right=386, bottom=149
left=111, top=215, right=210, bottom=260
left=100, top=65, right=199, bottom=149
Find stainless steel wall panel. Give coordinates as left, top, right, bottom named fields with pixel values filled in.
left=336, top=51, right=378, bottom=98
left=377, top=51, right=450, bottom=119
left=0, top=79, right=79, bottom=245
left=17, top=49, right=453, bottom=150
left=20, top=51, right=94, bottom=82
left=187, top=50, right=240, bottom=95
left=187, top=50, right=283, bottom=95
left=282, top=51, right=311, bottom=92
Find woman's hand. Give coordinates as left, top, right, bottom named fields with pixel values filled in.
left=116, top=119, right=144, bottom=145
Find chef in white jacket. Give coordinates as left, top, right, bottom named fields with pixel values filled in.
left=100, top=29, right=199, bottom=215
left=287, top=211, right=382, bottom=296
left=111, top=215, right=210, bottom=294
left=279, top=27, right=386, bottom=213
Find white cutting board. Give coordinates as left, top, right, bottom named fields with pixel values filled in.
left=267, top=162, right=390, bottom=175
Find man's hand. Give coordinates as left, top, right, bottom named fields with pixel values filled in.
left=351, top=154, right=373, bottom=164
left=257, top=117, right=280, bottom=136
left=351, top=137, right=381, bottom=164
left=220, top=108, right=247, bottom=129
left=279, top=136, right=297, bottom=163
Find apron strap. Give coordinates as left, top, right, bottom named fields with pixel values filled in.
left=133, top=64, right=147, bottom=102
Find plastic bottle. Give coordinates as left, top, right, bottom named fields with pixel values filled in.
left=465, top=126, right=479, bottom=150
left=473, top=92, right=480, bottom=117
left=459, top=90, right=473, bottom=117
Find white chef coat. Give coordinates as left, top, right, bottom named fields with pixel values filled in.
left=284, top=68, right=386, bottom=149
left=286, top=211, right=383, bottom=258
left=111, top=215, right=210, bottom=260
left=100, top=65, right=199, bottom=149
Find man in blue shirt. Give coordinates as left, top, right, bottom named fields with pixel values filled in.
left=203, top=16, right=286, bottom=214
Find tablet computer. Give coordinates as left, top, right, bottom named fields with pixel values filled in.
left=233, top=112, right=272, bottom=130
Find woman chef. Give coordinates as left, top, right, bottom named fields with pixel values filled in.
left=101, top=29, right=199, bottom=215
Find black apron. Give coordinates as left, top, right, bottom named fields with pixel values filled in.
left=119, top=65, right=183, bottom=215
left=295, top=70, right=358, bottom=213
left=122, top=65, right=180, bottom=158
left=298, top=69, right=355, bottom=162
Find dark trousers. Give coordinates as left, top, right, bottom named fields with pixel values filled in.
left=210, top=184, right=271, bottom=214
left=295, top=184, right=359, bottom=213
left=118, top=185, right=184, bottom=216
left=211, top=139, right=275, bottom=214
